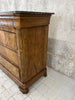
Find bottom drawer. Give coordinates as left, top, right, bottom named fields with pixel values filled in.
left=0, top=55, right=19, bottom=79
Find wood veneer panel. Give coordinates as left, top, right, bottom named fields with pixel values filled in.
left=0, top=31, right=17, bottom=50
left=0, top=55, right=19, bottom=78
left=19, top=26, right=48, bottom=82
left=15, top=17, right=50, bottom=28
left=0, top=45, right=19, bottom=65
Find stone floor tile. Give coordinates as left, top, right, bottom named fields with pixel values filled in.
left=7, top=85, right=19, bottom=94
left=8, top=97, right=15, bottom=100
left=25, top=97, right=31, bottom=100
left=3, top=80, right=14, bottom=89
left=36, top=83, right=48, bottom=95
left=0, top=85, right=5, bottom=94
left=29, top=90, right=42, bottom=100
left=13, top=92, right=25, bottom=100
left=0, top=90, right=13, bottom=100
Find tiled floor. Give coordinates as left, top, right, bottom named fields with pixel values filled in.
left=0, top=67, right=75, bottom=100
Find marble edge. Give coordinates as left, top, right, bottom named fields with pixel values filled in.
left=0, top=11, right=54, bottom=15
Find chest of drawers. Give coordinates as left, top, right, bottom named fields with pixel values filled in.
left=0, top=11, right=54, bottom=93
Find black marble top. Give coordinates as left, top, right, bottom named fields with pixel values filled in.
left=0, top=11, right=54, bottom=15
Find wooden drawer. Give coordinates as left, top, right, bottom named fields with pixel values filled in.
left=0, top=55, right=19, bottom=79
left=0, top=45, right=19, bottom=65
left=0, top=30, right=17, bottom=50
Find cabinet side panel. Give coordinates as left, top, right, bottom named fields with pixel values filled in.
left=20, top=26, right=48, bottom=82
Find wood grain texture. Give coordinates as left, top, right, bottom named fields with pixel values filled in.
left=16, top=16, right=50, bottom=28
left=0, top=45, right=19, bottom=65
left=20, top=26, right=49, bottom=82
left=0, top=31, right=17, bottom=50
left=0, top=11, right=54, bottom=94
left=0, top=55, right=19, bottom=78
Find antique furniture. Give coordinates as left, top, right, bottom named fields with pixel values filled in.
left=0, top=11, right=54, bottom=93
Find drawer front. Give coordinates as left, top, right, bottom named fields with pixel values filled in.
left=0, top=45, right=19, bottom=65
left=0, top=55, right=19, bottom=79
left=0, top=30, right=17, bottom=50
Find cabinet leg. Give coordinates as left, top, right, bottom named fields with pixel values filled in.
left=19, top=86, right=29, bottom=94
left=44, top=69, right=47, bottom=77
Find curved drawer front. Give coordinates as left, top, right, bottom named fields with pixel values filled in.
left=0, top=55, right=19, bottom=79
left=0, top=45, right=19, bottom=65
left=0, top=31, right=17, bottom=50
left=0, top=19, right=14, bottom=28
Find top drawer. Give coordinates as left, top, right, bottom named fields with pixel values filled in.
left=0, top=30, right=17, bottom=50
